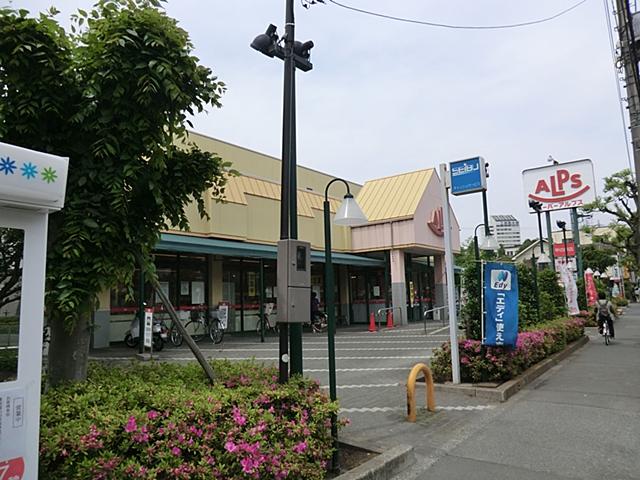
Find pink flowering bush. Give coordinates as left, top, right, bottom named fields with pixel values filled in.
left=431, top=317, right=585, bottom=383
left=39, top=360, right=339, bottom=479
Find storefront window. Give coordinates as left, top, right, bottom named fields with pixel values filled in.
left=110, top=253, right=206, bottom=314
left=178, top=255, right=208, bottom=309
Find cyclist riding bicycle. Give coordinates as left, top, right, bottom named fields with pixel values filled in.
left=595, top=292, right=616, bottom=339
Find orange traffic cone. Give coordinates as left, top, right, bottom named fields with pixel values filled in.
left=368, top=312, right=377, bottom=332
left=386, top=310, right=394, bottom=329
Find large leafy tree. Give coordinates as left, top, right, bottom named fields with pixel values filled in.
left=0, top=228, right=23, bottom=312
left=581, top=243, right=617, bottom=273
left=0, top=1, right=229, bottom=385
left=582, top=169, right=639, bottom=269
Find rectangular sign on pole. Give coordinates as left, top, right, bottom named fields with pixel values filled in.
left=143, top=309, right=153, bottom=349
left=553, top=241, right=576, bottom=257
left=522, top=159, right=596, bottom=212
left=483, top=262, right=519, bottom=347
left=449, top=157, right=487, bottom=196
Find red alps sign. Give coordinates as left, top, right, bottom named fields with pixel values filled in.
left=522, top=159, right=596, bottom=212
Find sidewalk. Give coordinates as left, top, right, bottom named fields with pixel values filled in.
left=347, top=304, right=640, bottom=480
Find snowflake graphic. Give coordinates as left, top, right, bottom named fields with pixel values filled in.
left=21, top=162, right=37, bottom=179
left=0, top=156, right=16, bottom=175
left=41, top=166, right=57, bottom=184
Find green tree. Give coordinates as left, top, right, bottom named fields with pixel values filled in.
left=582, top=169, right=639, bottom=270
left=538, top=269, right=567, bottom=320
left=0, top=1, right=230, bottom=385
left=0, top=228, right=23, bottom=312
left=581, top=243, right=616, bottom=274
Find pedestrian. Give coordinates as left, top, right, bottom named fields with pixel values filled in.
left=311, top=290, right=320, bottom=325
left=595, top=291, right=616, bottom=339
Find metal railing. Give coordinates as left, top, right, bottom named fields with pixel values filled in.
left=423, top=305, right=448, bottom=333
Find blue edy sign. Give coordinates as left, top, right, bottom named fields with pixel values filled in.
left=483, top=262, right=519, bottom=347
left=449, top=156, right=487, bottom=196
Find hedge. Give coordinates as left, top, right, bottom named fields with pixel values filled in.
left=431, top=317, right=585, bottom=384
left=40, top=361, right=340, bottom=479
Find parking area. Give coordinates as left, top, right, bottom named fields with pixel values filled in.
left=89, top=322, right=499, bottom=430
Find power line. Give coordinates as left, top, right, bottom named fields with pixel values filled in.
left=603, top=0, right=634, bottom=171
left=324, top=0, right=589, bottom=30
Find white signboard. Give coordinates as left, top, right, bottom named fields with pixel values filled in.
left=0, top=142, right=68, bottom=211
left=0, top=387, right=26, bottom=479
left=143, top=309, right=153, bottom=349
left=522, top=159, right=596, bottom=212
left=0, top=144, right=68, bottom=479
left=217, top=304, right=229, bottom=330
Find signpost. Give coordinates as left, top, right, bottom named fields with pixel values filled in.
left=440, top=155, right=490, bottom=384
left=522, top=159, right=596, bottom=212
left=0, top=142, right=68, bottom=480
left=449, top=156, right=487, bottom=196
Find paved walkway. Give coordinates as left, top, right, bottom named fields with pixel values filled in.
left=345, top=304, right=640, bottom=480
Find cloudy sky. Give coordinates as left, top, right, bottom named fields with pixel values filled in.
left=16, top=0, right=633, bottom=242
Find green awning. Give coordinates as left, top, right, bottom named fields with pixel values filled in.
left=157, top=233, right=385, bottom=267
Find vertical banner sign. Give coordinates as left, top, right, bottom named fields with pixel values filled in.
left=558, top=263, right=580, bottom=315
left=483, top=263, right=519, bottom=347
left=584, top=269, right=598, bottom=307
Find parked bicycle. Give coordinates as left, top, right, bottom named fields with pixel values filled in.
left=256, top=303, right=278, bottom=336
left=184, top=308, right=224, bottom=344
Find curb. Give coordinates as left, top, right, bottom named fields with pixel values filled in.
left=333, top=440, right=414, bottom=480
left=434, top=335, right=589, bottom=402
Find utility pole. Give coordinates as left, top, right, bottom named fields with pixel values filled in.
left=614, top=0, right=640, bottom=191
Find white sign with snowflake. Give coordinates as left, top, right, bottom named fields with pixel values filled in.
left=0, top=142, right=68, bottom=211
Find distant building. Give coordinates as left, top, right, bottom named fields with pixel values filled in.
left=489, top=215, right=521, bottom=251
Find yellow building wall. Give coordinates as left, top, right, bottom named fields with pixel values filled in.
left=171, top=132, right=360, bottom=252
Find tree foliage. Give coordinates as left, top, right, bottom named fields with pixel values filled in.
left=0, top=228, right=23, bottom=312
left=581, top=243, right=617, bottom=273
left=582, top=169, right=639, bottom=269
left=0, top=1, right=230, bottom=384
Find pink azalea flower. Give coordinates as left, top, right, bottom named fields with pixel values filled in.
left=124, top=416, right=137, bottom=433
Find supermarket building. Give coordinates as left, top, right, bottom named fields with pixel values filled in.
left=95, top=132, right=461, bottom=346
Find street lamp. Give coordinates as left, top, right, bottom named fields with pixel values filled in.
left=556, top=220, right=569, bottom=269
left=324, top=178, right=367, bottom=472
left=529, top=200, right=550, bottom=269
left=251, top=2, right=315, bottom=383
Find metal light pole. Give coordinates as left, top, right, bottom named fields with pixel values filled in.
left=473, top=223, right=483, bottom=334
left=251, top=2, right=315, bottom=382
left=323, top=178, right=367, bottom=473
left=557, top=220, right=569, bottom=269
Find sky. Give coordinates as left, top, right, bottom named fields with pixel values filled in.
left=14, top=0, right=634, bottom=243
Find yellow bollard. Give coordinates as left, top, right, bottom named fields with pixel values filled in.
left=406, top=363, right=436, bottom=422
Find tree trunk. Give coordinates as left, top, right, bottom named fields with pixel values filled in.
left=47, top=310, right=92, bottom=386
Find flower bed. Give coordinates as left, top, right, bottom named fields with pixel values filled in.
left=40, top=361, right=340, bottom=480
left=431, top=317, right=585, bottom=384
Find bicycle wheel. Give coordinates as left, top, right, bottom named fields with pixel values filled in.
left=604, top=332, right=610, bottom=345
left=169, top=325, right=183, bottom=347
left=209, top=321, right=224, bottom=344
left=256, top=318, right=264, bottom=335
left=185, top=320, right=205, bottom=342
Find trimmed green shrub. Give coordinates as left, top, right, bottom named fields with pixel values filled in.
left=431, top=317, right=585, bottom=384
left=40, top=361, right=339, bottom=479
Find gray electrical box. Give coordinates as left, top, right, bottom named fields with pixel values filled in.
left=277, top=239, right=311, bottom=323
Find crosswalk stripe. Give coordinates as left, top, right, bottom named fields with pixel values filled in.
left=339, top=405, right=496, bottom=413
